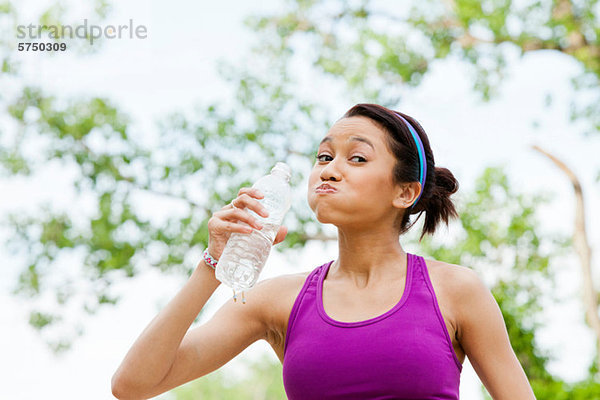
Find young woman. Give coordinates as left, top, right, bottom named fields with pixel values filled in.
left=112, top=104, right=536, bottom=399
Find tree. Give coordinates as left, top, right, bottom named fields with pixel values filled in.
left=246, top=0, right=600, bottom=135
left=1, top=0, right=597, bottom=397
left=1, top=0, right=331, bottom=352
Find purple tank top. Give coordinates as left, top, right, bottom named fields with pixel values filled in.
left=282, top=252, right=462, bottom=400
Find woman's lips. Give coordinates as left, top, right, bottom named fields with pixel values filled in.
left=315, top=185, right=337, bottom=193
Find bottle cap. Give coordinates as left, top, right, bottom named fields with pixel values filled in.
left=271, top=162, right=291, bottom=182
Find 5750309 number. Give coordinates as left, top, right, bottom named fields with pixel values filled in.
left=18, top=42, right=66, bottom=51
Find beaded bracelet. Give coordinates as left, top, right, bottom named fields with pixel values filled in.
left=204, top=248, right=247, bottom=303
left=202, top=248, right=218, bottom=270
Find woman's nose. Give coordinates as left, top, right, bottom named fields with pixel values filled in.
left=319, top=157, right=342, bottom=182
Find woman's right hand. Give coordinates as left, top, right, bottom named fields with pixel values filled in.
left=206, top=187, right=288, bottom=260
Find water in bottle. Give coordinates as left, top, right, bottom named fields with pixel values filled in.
left=215, top=162, right=292, bottom=303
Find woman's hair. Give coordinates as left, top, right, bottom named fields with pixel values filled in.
left=342, top=103, right=459, bottom=242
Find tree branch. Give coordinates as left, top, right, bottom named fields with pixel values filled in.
left=531, top=144, right=599, bottom=372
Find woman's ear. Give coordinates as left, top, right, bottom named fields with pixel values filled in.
left=392, top=182, right=421, bottom=209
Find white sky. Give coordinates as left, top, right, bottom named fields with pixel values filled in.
left=1, top=1, right=599, bottom=399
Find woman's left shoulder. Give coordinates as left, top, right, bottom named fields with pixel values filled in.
left=423, top=258, right=488, bottom=302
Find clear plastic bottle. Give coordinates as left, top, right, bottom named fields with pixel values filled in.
left=215, top=162, right=292, bottom=303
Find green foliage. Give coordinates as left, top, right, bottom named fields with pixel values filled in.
left=1, top=0, right=334, bottom=352
left=248, top=0, right=600, bottom=132
left=0, top=80, right=330, bottom=348
left=29, top=310, right=60, bottom=330
left=529, top=377, right=600, bottom=400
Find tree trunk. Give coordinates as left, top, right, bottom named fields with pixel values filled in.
left=532, top=145, right=599, bottom=375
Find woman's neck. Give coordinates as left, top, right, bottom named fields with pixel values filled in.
left=329, top=232, right=408, bottom=289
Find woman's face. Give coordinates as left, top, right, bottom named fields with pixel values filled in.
left=307, top=116, right=403, bottom=229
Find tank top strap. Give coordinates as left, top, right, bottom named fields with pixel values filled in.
left=409, top=253, right=463, bottom=372
left=409, top=252, right=431, bottom=295
left=284, top=260, right=333, bottom=355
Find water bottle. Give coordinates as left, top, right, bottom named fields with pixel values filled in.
left=215, top=162, right=292, bottom=303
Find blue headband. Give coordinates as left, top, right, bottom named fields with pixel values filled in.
left=395, top=113, right=426, bottom=207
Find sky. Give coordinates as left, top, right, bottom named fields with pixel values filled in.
left=1, top=1, right=599, bottom=399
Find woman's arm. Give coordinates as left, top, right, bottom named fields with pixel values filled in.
left=111, top=261, right=280, bottom=399
left=454, top=268, right=536, bottom=399
left=111, top=186, right=287, bottom=399
left=111, top=260, right=222, bottom=398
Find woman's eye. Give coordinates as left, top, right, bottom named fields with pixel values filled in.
left=316, top=154, right=366, bottom=163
